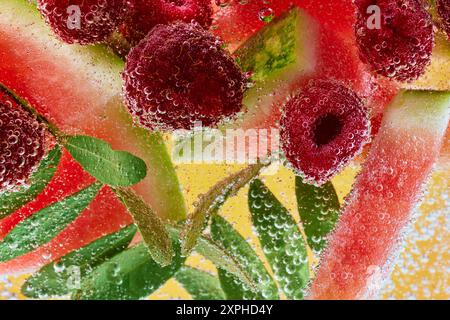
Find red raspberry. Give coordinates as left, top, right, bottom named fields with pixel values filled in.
left=437, top=0, right=450, bottom=38
left=122, top=22, right=246, bottom=131
left=121, top=0, right=213, bottom=44
left=280, top=80, right=370, bottom=186
left=0, top=95, right=46, bottom=192
left=37, top=0, right=127, bottom=44
left=354, top=0, right=434, bottom=82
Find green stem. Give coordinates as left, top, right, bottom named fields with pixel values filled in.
left=0, top=82, right=66, bottom=143
left=181, top=163, right=268, bottom=256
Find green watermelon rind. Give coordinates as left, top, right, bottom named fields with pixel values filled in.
left=236, top=7, right=318, bottom=110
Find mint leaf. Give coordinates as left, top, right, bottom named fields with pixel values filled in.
left=249, top=179, right=309, bottom=300
left=295, top=176, right=340, bottom=254
left=114, top=187, right=174, bottom=267
left=195, top=235, right=256, bottom=290
left=211, top=215, right=279, bottom=300
left=73, top=241, right=184, bottom=300
left=64, top=135, right=147, bottom=187
left=175, top=266, right=226, bottom=300
left=181, top=164, right=264, bottom=256
left=21, top=225, right=137, bottom=298
left=170, top=226, right=257, bottom=290
left=0, top=146, right=61, bottom=219
left=0, top=182, right=102, bottom=263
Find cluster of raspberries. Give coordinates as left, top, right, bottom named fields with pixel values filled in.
left=5, top=0, right=438, bottom=188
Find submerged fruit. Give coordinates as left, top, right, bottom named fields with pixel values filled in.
left=121, top=0, right=213, bottom=44
left=354, top=0, right=434, bottom=82
left=0, top=92, right=45, bottom=192
left=123, top=22, right=246, bottom=131
left=280, top=80, right=370, bottom=185
left=308, top=90, right=450, bottom=299
left=37, top=0, right=127, bottom=44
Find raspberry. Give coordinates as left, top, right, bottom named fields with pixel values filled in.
left=37, top=0, right=127, bottom=44
left=354, top=0, right=434, bottom=82
left=0, top=95, right=46, bottom=193
left=280, top=80, right=370, bottom=186
left=437, top=0, right=450, bottom=38
left=122, top=22, right=246, bottom=131
left=121, top=0, right=213, bottom=44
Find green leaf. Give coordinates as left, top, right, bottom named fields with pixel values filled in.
left=21, top=225, right=137, bottom=298
left=169, top=226, right=257, bottom=291
left=175, top=266, right=226, bottom=300
left=73, top=241, right=184, bottom=300
left=295, top=176, right=340, bottom=254
left=0, top=182, right=102, bottom=263
left=195, top=235, right=257, bottom=291
left=181, top=164, right=265, bottom=256
left=113, top=187, right=174, bottom=267
left=249, top=179, right=309, bottom=300
left=211, top=215, right=279, bottom=300
left=0, top=146, right=61, bottom=219
left=64, top=135, right=147, bottom=187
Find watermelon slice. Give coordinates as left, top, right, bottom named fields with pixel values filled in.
left=0, top=0, right=186, bottom=273
left=308, top=90, right=450, bottom=300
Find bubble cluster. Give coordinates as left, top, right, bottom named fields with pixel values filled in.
left=122, top=22, right=246, bottom=131
left=121, top=0, right=213, bottom=44
left=37, top=0, right=127, bottom=44
left=0, top=97, right=46, bottom=193
left=280, top=80, right=370, bottom=186
left=437, top=0, right=450, bottom=38
left=354, top=0, right=434, bottom=82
